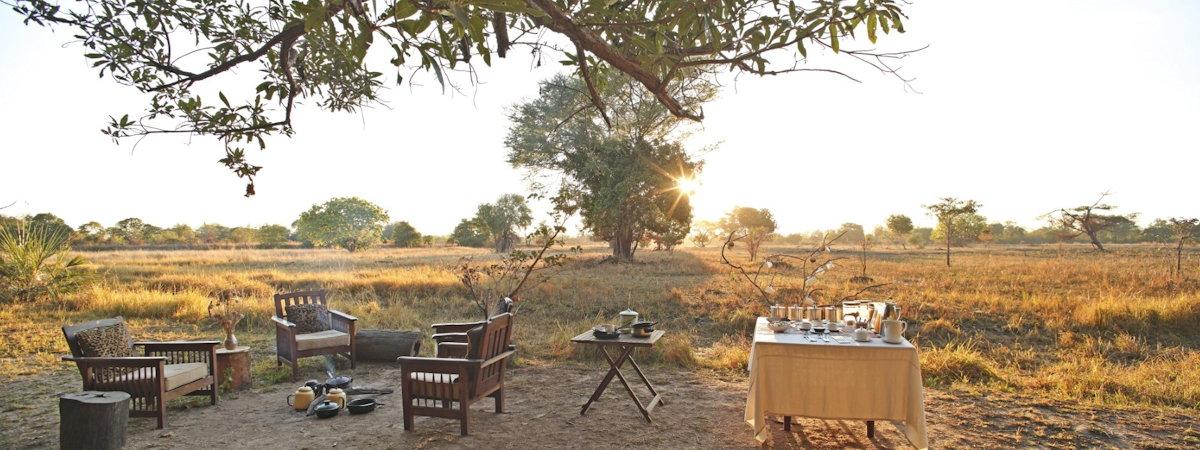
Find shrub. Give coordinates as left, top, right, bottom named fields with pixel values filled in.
left=0, top=223, right=92, bottom=303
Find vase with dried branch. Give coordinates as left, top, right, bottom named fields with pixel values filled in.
left=208, top=292, right=246, bottom=350
left=457, top=212, right=579, bottom=321
left=720, top=230, right=887, bottom=318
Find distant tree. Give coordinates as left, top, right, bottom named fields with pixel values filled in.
left=908, top=227, right=933, bottom=248
left=649, top=218, right=689, bottom=251
left=1167, top=218, right=1200, bottom=278
left=474, top=194, right=533, bottom=253
left=197, top=223, right=230, bottom=243
left=837, top=223, right=866, bottom=243
left=228, top=227, right=259, bottom=244
left=1142, top=219, right=1174, bottom=243
left=28, top=213, right=73, bottom=238
left=690, top=221, right=719, bottom=248
left=257, top=224, right=291, bottom=248
left=76, top=221, right=107, bottom=244
left=166, top=224, right=199, bottom=244
left=721, top=207, right=777, bottom=261
left=924, top=197, right=981, bottom=267
left=449, top=218, right=490, bottom=248
left=388, top=221, right=422, bottom=248
left=1046, top=192, right=1136, bottom=252
left=293, top=197, right=389, bottom=252
left=886, top=214, right=914, bottom=248
left=111, top=217, right=149, bottom=245
left=931, top=212, right=988, bottom=246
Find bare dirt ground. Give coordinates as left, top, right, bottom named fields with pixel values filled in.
left=7, top=361, right=1199, bottom=449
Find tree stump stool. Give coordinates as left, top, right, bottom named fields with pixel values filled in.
left=60, top=391, right=129, bottom=450
left=215, top=346, right=252, bottom=390
left=355, top=329, right=422, bottom=362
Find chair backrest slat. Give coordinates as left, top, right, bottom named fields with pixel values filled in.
left=274, top=290, right=328, bottom=318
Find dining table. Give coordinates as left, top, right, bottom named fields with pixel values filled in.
left=744, top=317, right=929, bottom=449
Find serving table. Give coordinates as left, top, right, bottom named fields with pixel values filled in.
left=745, top=317, right=928, bottom=448
left=572, top=329, right=666, bottom=423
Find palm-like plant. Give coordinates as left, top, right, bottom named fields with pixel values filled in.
left=0, top=222, right=92, bottom=303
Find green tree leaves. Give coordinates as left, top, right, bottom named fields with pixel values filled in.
left=293, top=197, right=389, bottom=252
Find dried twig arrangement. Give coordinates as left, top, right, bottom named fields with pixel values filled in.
left=457, top=214, right=579, bottom=320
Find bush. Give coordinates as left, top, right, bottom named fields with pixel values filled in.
left=0, top=223, right=93, bottom=303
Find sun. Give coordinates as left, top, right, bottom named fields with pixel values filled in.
left=675, top=176, right=701, bottom=197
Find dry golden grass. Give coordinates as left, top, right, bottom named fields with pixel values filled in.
left=2, top=243, right=1198, bottom=411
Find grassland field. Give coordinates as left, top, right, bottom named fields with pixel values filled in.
left=2, top=242, right=1198, bottom=443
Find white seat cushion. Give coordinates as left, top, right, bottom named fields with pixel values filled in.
left=163, top=362, right=208, bottom=391
left=409, top=372, right=461, bottom=399
left=295, top=330, right=350, bottom=351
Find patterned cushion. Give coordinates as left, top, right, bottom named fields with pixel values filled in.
left=286, top=304, right=330, bottom=333
left=76, top=323, right=133, bottom=358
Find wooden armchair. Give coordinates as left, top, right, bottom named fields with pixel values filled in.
left=273, top=290, right=357, bottom=381
left=62, top=317, right=218, bottom=429
left=399, top=313, right=515, bottom=436
left=431, top=297, right=515, bottom=359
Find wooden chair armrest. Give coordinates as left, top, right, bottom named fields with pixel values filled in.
left=478, top=350, right=515, bottom=370
left=430, top=321, right=485, bottom=334
left=397, top=356, right=481, bottom=372
left=63, top=356, right=167, bottom=367
left=135, top=341, right=220, bottom=349
left=431, top=332, right=468, bottom=343
left=436, top=342, right=469, bottom=359
left=330, top=309, right=357, bottom=322
left=272, top=316, right=296, bottom=328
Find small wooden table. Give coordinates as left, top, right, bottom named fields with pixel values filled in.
left=214, top=346, right=251, bottom=390
left=571, top=330, right=666, bottom=423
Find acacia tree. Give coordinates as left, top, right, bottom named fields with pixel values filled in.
left=1168, top=218, right=1199, bottom=278
left=1046, top=192, right=1136, bottom=252
left=507, top=74, right=699, bottom=261
left=885, top=214, right=913, bottom=249
left=721, top=206, right=776, bottom=261
left=924, top=197, right=980, bottom=267
left=9, top=0, right=914, bottom=194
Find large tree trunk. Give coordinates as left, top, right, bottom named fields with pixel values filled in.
left=1085, top=229, right=1106, bottom=251
left=1177, top=238, right=1185, bottom=277
left=610, top=225, right=637, bottom=261
left=944, top=222, right=952, bottom=267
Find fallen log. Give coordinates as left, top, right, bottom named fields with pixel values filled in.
left=355, top=329, right=422, bottom=362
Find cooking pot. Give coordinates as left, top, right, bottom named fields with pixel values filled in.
left=631, top=321, right=656, bottom=338
left=312, top=400, right=341, bottom=419
left=346, top=398, right=379, bottom=415
left=324, top=375, right=353, bottom=391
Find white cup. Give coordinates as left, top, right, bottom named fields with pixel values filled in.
left=853, top=328, right=872, bottom=342
left=882, top=319, right=908, bottom=343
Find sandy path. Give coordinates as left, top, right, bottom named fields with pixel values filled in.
left=8, top=363, right=1199, bottom=449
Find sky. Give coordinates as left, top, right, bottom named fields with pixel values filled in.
left=1, top=1, right=1199, bottom=235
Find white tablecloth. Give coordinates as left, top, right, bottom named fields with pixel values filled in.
left=744, top=317, right=928, bottom=449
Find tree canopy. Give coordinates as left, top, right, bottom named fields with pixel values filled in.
left=507, top=74, right=700, bottom=260
left=293, top=196, right=389, bottom=251
left=10, top=0, right=914, bottom=194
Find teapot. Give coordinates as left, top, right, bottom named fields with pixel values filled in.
left=618, top=308, right=639, bottom=333
left=325, top=388, right=347, bottom=409
left=287, top=386, right=316, bottom=411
